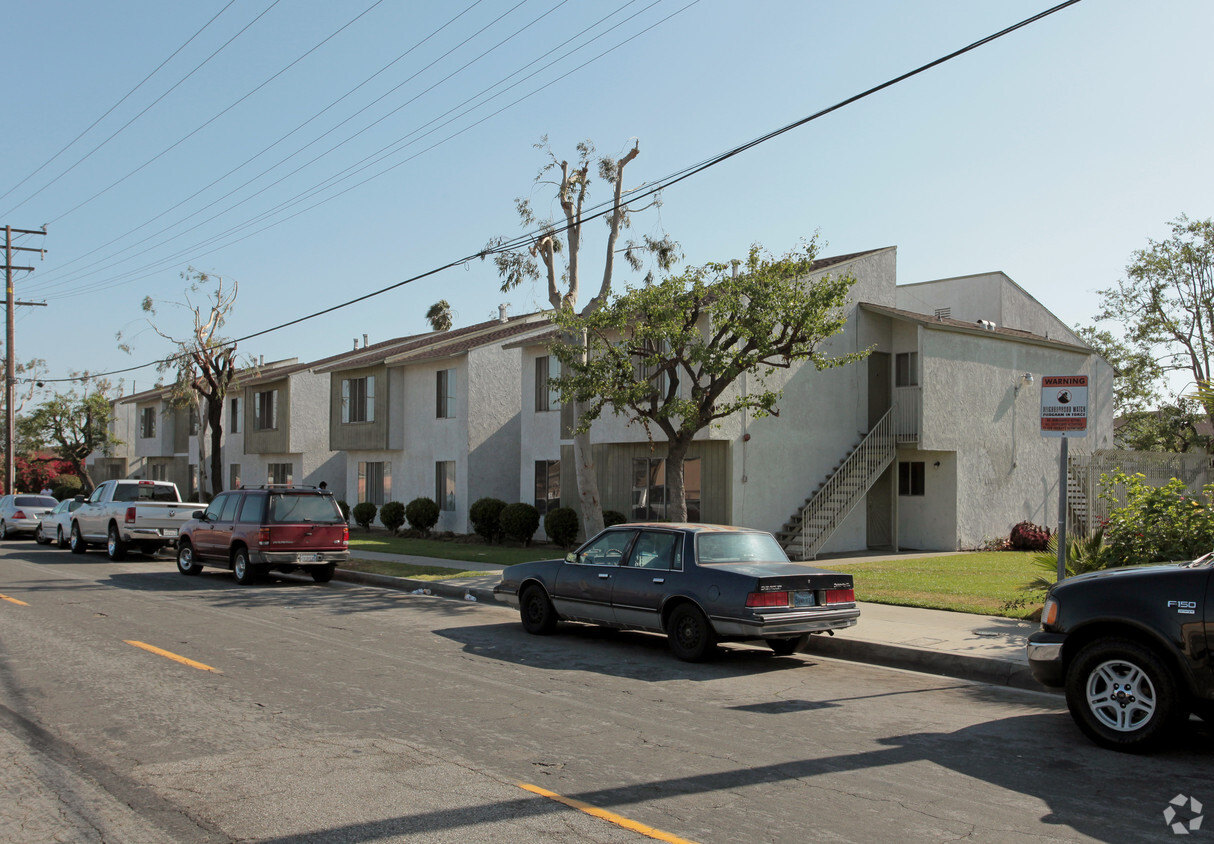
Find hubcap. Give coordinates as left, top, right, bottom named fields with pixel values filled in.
left=1086, top=658, right=1157, bottom=732
left=235, top=558, right=246, bottom=578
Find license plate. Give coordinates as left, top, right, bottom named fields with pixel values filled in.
left=298, top=553, right=321, bottom=563
left=164, top=529, right=178, bottom=537
left=793, top=590, right=816, bottom=607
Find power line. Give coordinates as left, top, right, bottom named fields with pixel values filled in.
left=33, top=0, right=1084, bottom=384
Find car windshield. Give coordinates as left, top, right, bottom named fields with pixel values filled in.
left=267, top=494, right=343, bottom=524
left=696, top=532, right=788, bottom=564
left=16, top=496, right=57, bottom=508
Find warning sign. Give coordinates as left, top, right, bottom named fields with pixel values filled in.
left=1040, top=375, right=1088, bottom=438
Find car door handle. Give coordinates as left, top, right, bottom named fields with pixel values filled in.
left=652, top=578, right=665, bottom=583
left=598, top=573, right=611, bottom=579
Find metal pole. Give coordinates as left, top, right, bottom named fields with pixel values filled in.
left=1057, top=435, right=1068, bottom=582
left=5, top=226, right=13, bottom=496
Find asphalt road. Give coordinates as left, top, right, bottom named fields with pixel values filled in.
left=1, top=543, right=1211, bottom=843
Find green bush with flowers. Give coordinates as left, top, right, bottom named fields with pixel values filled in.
left=1100, top=470, right=1214, bottom=567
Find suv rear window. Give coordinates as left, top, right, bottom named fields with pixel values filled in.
left=267, top=493, right=343, bottom=524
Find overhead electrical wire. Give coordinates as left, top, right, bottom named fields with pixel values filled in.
left=35, top=0, right=1083, bottom=384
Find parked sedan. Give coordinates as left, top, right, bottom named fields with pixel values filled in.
left=35, top=497, right=84, bottom=548
left=494, top=523, right=860, bottom=661
left=0, top=494, right=59, bottom=540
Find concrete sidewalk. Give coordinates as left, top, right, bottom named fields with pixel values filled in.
left=335, top=549, right=1046, bottom=693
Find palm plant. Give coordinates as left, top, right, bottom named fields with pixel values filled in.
left=1024, top=527, right=1110, bottom=592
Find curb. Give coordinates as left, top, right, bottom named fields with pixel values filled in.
left=333, top=568, right=1050, bottom=693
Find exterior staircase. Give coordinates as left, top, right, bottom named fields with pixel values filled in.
left=778, top=408, right=897, bottom=560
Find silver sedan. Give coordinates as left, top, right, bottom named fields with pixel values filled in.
left=0, top=494, right=59, bottom=540
left=35, top=497, right=84, bottom=547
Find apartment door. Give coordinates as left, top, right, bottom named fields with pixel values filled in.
left=868, top=352, right=891, bottom=428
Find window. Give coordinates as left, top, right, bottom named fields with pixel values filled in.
left=632, top=457, right=701, bottom=521
left=188, top=465, right=199, bottom=500
left=149, top=463, right=167, bottom=481
left=140, top=407, right=156, bottom=438
left=627, top=530, right=682, bottom=571
left=534, top=460, right=560, bottom=514
left=342, top=375, right=376, bottom=424
left=895, top=352, right=919, bottom=387
left=899, top=461, right=925, bottom=496
left=188, top=411, right=199, bottom=436
left=358, top=461, right=390, bottom=506
left=435, top=461, right=455, bottom=511
left=267, top=463, right=293, bottom=485
left=229, top=397, right=241, bottom=433
left=635, top=341, right=676, bottom=400
left=238, top=494, right=264, bottom=523
left=436, top=369, right=455, bottom=418
left=535, top=356, right=560, bottom=412
left=254, top=389, right=278, bottom=430
left=575, top=529, right=638, bottom=566
left=218, top=493, right=240, bottom=522
left=229, top=463, right=241, bottom=490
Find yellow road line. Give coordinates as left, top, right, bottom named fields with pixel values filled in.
left=517, top=781, right=700, bottom=844
left=124, top=640, right=219, bottom=673
left=0, top=593, right=29, bottom=606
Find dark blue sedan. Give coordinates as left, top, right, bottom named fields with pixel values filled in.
left=493, top=523, right=859, bottom=661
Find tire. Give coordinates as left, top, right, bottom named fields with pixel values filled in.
left=70, top=523, right=88, bottom=554
left=0, top=520, right=9, bottom=540
left=519, top=584, right=558, bottom=635
left=56, top=526, right=69, bottom=549
left=34, top=524, right=46, bottom=545
left=666, top=604, right=718, bottom=662
left=176, top=542, right=203, bottom=576
left=232, top=548, right=260, bottom=585
left=1064, top=637, right=1184, bottom=753
left=766, top=635, right=808, bottom=656
left=310, top=563, right=336, bottom=583
left=106, top=525, right=127, bottom=561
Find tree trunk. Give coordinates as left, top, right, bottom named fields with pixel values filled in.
left=665, top=434, right=692, bottom=523
left=207, top=398, right=224, bottom=496
left=572, top=398, right=604, bottom=539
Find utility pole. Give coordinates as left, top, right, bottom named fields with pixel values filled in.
left=3, top=225, right=47, bottom=494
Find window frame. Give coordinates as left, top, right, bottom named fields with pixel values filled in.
left=435, top=461, right=456, bottom=511
left=898, top=461, right=925, bottom=496
left=436, top=369, right=455, bottom=419
left=342, top=375, right=376, bottom=424
left=253, top=389, right=278, bottom=431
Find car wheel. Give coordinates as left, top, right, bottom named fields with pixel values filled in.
left=1065, top=637, right=1183, bottom=753
left=766, top=635, right=808, bottom=656
left=519, top=584, right=558, bottom=635
left=34, top=524, right=46, bottom=545
left=0, top=520, right=8, bottom=540
left=232, top=549, right=260, bottom=585
left=311, top=563, right=336, bottom=583
left=70, top=523, right=88, bottom=554
left=666, top=604, right=718, bottom=662
left=176, top=542, right=203, bottom=576
left=56, top=526, right=69, bottom=549
left=106, top=525, right=127, bottom=561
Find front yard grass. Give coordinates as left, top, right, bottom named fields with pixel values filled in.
left=347, top=532, right=560, bottom=566
left=843, top=551, right=1044, bottom=619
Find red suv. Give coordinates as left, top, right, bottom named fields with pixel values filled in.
left=176, top=485, right=349, bottom=585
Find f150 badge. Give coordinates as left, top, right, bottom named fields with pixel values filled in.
left=1167, top=600, right=1197, bottom=615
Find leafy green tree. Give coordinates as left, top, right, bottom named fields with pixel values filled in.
left=1099, top=470, right=1214, bottom=566
left=17, top=377, right=121, bottom=494
left=485, top=137, right=678, bottom=539
left=426, top=300, right=453, bottom=331
left=549, top=241, right=866, bottom=522
left=119, top=268, right=243, bottom=498
left=1090, top=216, right=1214, bottom=439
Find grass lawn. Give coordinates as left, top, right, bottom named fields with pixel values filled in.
left=347, top=533, right=560, bottom=566
left=843, top=552, right=1046, bottom=619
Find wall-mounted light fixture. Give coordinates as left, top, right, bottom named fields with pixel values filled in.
left=933, top=461, right=941, bottom=468
left=1014, top=372, right=1034, bottom=395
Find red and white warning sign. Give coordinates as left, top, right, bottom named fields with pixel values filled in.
left=1040, top=374, right=1088, bottom=437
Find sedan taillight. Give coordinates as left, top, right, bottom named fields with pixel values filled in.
left=12, top=510, right=26, bottom=520
left=824, top=588, right=855, bottom=605
left=746, top=590, right=790, bottom=608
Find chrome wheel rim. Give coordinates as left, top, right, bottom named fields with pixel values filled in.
left=179, top=548, right=192, bottom=570
left=234, top=556, right=247, bottom=578
left=1086, top=658, right=1157, bottom=732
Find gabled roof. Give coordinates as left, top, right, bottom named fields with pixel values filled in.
left=242, top=332, right=434, bottom=384
left=384, top=313, right=552, bottom=366
left=859, top=302, right=1090, bottom=352
left=116, top=357, right=302, bottom=404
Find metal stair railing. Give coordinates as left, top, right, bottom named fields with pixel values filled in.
left=796, top=407, right=897, bottom=560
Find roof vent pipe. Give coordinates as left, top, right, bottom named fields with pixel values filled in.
left=499, top=304, right=509, bottom=323
left=353, top=338, right=359, bottom=350
left=976, top=319, right=997, bottom=331
left=363, top=333, right=368, bottom=347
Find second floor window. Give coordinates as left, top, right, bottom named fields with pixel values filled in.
left=535, top=356, right=560, bottom=412
left=436, top=369, right=455, bottom=419
left=342, top=376, right=376, bottom=423
left=229, top=397, right=241, bottom=433
left=254, top=389, right=278, bottom=430
left=140, top=407, right=156, bottom=438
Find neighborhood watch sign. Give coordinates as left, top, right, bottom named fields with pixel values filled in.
left=1040, top=374, right=1088, bottom=438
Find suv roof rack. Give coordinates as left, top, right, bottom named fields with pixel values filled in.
left=241, top=484, right=322, bottom=491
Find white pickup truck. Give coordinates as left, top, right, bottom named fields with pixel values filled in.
left=69, top=479, right=206, bottom=561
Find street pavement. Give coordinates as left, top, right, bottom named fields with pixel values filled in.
left=337, top=548, right=1046, bottom=693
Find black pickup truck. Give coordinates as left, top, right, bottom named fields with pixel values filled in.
left=1026, top=556, right=1213, bottom=752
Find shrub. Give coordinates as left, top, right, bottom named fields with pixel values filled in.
left=352, top=502, right=378, bottom=531
left=52, top=475, right=83, bottom=501
left=1009, top=520, right=1051, bottom=551
left=602, top=510, right=627, bottom=528
left=405, top=497, right=440, bottom=536
left=544, top=506, right=579, bottom=548
left=500, top=502, right=540, bottom=545
left=469, top=497, right=507, bottom=543
left=336, top=499, right=351, bottom=521
left=379, top=500, right=406, bottom=534
left=1101, top=470, right=1214, bottom=566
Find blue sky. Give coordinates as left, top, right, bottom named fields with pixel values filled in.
left=5, top=0, right=1212, bottom=393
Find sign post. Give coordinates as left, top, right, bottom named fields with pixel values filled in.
left=1040, top=375, right=1089, bottom=582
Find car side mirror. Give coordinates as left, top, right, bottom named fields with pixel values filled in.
left=192, top=510, right=206, bottom=520
left=565, top=552, right=578, bottom=564
left=74, top=495, right=85, bottom=502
